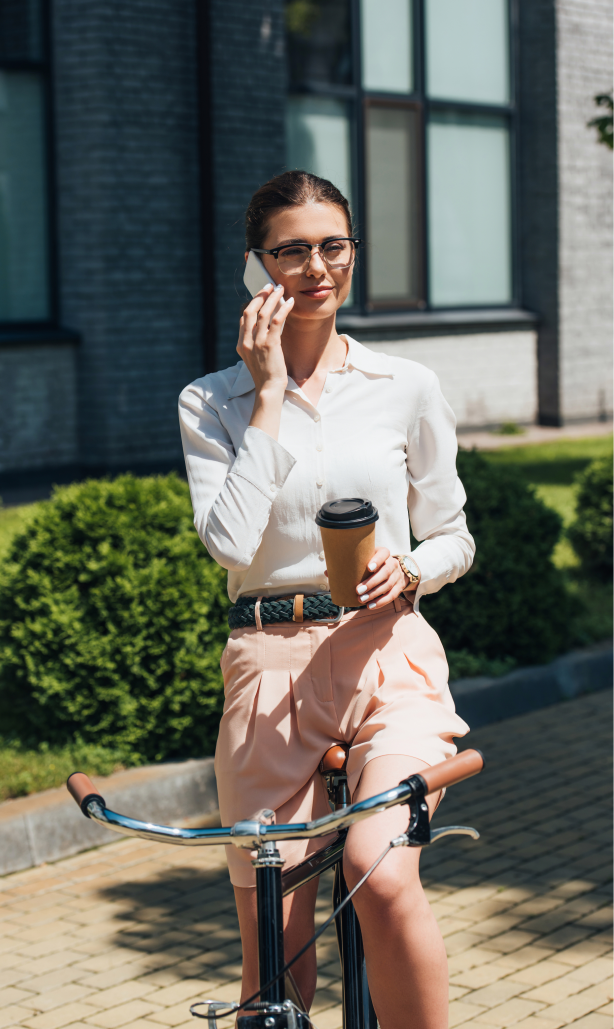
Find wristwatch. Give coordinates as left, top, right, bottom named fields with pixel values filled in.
left=396, top=554, right=421, bottom=588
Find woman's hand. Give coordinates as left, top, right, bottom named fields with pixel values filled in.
left=238, top=284, right=294, bottom=440
left=238, top=283, right=294, bottom=394
left=354, top=548, right=420, bottom=610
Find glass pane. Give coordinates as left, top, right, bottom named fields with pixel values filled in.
left=0, top=72, right=50, bottom=320
left=361, top=0, right=413, bottom=94
left=425, top=0, right=509, bottom=104
left=286, top=95, right=352, bottom=205
left=285, top=0, right=352, bottom=89
left=427, top=112, right=511, bottom=307
left=366, top=106, right=421, bottom=305
left=0, top=0, right=43, bottom=61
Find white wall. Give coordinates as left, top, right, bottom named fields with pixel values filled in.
left=557, top=0, right=613, bottom=422
left=365, top=330, right=538, bottom=429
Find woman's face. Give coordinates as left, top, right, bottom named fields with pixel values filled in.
left=250, top=202, right=354, bottom=321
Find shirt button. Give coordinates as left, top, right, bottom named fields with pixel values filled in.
left=316, top=444, right=323, bottom=452
left=316, top=480, right=323, bottom=488
left=270, top=483, right=277, bottom=492
left=314, top=413, right=321, bottom=422
left=319, top=551, right=324, bottom=560
left=320, top=583, right=328, bottom=589
left=325, top=386, right=332, bottom=393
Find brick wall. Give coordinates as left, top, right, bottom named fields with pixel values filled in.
left=209, top=0, right=286, bottom=371
left=557, top=0, right=613, bottom=422
left=0, top=345, right=77, bottom=473
left=52, top=0, right=203, bottom=471
left=364, top=331, right=538, bottom=430
left=517, top=0, right=560, bottom=425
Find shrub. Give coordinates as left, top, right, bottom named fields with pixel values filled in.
left=567, top=456, right=613, bottom=582
left=0, top=739, right=127, bottom=802
left=419, top=449, right=573, bottom=666
left=0, top=475, right=230, bottom=762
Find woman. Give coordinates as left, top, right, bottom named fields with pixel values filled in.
left=179, top=170, right=475, bottom=1029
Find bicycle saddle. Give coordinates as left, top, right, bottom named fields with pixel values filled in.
left=319, top=743, right=348, bottom=774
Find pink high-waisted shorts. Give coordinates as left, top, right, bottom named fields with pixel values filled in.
left=215, top=595, right=469, bottom=887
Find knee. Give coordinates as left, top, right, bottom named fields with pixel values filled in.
left=343, top=850, right=421, bottom=913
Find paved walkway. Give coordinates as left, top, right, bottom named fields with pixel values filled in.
left=0, top=691, right=611, bottom=1029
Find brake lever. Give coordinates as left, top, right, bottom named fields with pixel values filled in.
left=431, top=825, right=480, bottom=843
left=392, top=775, right=480, bottom=848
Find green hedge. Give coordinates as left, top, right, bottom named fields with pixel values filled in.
left=419, top=449, right=572, bottom=666
left=0, top=475, right=229, bottom=763
left=0, top=457, right=574, bottom=760
left=567, top=456, right=613, bottom=582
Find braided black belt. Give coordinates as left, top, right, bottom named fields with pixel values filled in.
left=228, top=593, right=355, bottom=630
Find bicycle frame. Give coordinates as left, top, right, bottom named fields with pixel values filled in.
left=67, top=749, right=483, bottom=1029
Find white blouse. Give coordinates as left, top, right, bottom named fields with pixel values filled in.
left=179, top=336, right=475, bottom=609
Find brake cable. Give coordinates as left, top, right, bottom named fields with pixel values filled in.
left=191, top=839, right=395, bottom=1021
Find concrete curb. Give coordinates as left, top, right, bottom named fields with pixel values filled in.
left=0, top=758, right=218, bottom=877
left=451, top=639, right=613, bottom=727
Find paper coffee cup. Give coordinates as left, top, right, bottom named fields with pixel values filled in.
left=315, top=499, right=379, bottom=608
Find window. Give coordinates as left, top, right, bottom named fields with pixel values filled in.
left=285, top=0, right=514, bottom=312
left=0, top=0, right=51, bottom=322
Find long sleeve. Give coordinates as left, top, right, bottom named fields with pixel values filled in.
left=407, top=374, right=475, bottom=609
left=179, top=381, right=297, bottom=572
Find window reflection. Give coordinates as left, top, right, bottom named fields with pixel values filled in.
left=286, top=95, right=352, bottom=205
left=361, top=0, right=413, bottom=95
left=425, top=0, right=510, bottom=105
left=0, top=71, right=50, bottom=319
left=427, top=112, right=512, bottom=306
left=285, top=0, right=352, bottom=89
left=366, top=105, right=421, bottom=305
left=0, top=0, right=43, bottom=62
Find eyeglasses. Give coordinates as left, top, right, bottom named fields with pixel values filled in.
left=252, top=237, right=362, bottom=276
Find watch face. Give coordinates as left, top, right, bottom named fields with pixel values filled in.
left=404, top=556, right=420, bottom=579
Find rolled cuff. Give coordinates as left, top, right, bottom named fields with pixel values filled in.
left=231, top=425, right=296, bottom=498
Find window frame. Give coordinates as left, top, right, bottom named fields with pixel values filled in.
left=286, top=0, right=518, bottom=316
left=0, top=0, right=57, bottom=329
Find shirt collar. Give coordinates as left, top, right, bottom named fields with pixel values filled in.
left=342, top=336, right=395, bottom=377
left=226, top=335, right=393, bottom=399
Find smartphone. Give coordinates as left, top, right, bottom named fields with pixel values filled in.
left=243, top=250, right=277, bottom=297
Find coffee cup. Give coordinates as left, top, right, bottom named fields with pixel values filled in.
left=315, top=499, right=379, bottom=607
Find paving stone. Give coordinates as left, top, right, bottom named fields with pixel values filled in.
left=0, top=691, right=611, bottom=1029
left=510, top=960, right=578, bottom=987
left=21, top=1001, right=101, bottom=1029
left=84, top=999, right=164, bottom=1027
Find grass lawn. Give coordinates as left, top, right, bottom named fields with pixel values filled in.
left=479, top=434, right=613, bottom=647
left=479, top=434, right=613, bottom=569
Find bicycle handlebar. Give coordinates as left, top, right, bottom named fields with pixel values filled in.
left=66, top=749, right=484, bottom=850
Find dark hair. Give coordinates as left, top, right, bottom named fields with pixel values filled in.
left=245, top=170, right=353, bottom=250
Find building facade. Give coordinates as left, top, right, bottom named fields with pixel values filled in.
left=0, top=0, right=611, bottom=487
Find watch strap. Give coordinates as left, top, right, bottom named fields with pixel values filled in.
left=396, top=554, right=420, bottom=584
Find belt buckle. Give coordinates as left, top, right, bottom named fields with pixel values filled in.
left=312, top=592, right=345, bottom=624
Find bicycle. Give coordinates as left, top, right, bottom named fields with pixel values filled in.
left=67, top=746, right=484, bottom=1029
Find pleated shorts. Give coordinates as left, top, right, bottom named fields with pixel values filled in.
left=215, top=595, right=470, bottom=888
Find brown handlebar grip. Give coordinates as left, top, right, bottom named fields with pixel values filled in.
left=420, top=749, right=484, bottom=795
left=67, top=772, right=105, bottom=818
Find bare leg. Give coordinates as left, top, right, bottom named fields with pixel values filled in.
left=234, top=875, right=320, bottom=1010
left=343, top=755, right=448, bottom=1029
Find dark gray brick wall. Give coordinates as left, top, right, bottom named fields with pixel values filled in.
left=210, top=0, right=286, bottom=371
left=557, top=0, right=613, bottom=423
left=0, top=344, right=77, bottom=473
left=517, top=0, right=560, bottom=425
left=52, top=0, right=203, bottom=471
